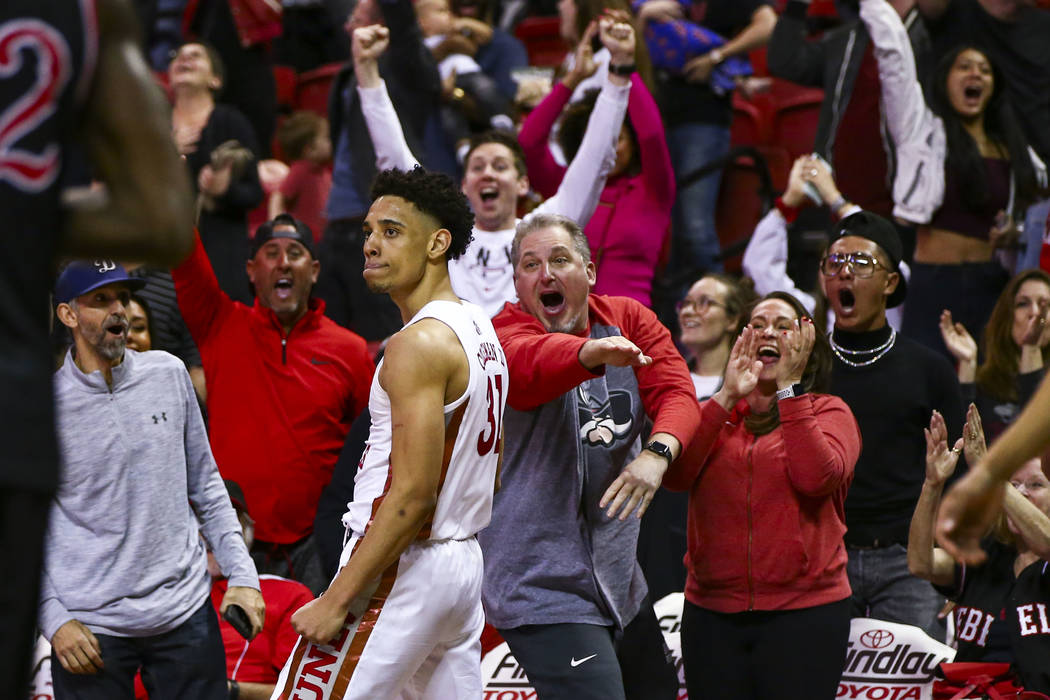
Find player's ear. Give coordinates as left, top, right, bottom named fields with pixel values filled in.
left=430, top=228, right=452, bottom=260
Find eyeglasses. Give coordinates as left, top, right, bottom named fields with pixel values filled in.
left=819, top=252, right=887, bottom=278
left=1010, top=479, right=1049, bottom=494
left=676, top=296, right=725, bottom=314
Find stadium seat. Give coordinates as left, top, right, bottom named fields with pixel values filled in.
left=295, top=63, right=343, bottom=118
left=514, top=16, right=569, bottom=68
left=767, top=80, right=824, bottom=160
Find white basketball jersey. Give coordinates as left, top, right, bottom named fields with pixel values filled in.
left=343, top=300, right=508, bottom=541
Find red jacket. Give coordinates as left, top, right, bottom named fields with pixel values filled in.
left=173, top=234, right=373, bottom=543
left=665, top=393, right=861, bottom=613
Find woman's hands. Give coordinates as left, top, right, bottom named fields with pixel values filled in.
left=775, top=317, right=815, bottom=390
left=782, top=156, right=810, bottom=208
left=961, top=402, right=987, bottom=468
left=925, top=409, right=962, bottom=487
left=713, top=327, right=762, bottom=411
left=939, top=310, right=977, bottom=382
left=562, top=21, right=598, bottom=91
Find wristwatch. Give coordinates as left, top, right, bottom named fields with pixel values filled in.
left=644, top=440, right=674, bottom=465
left=775, top=383, right=806, bottom=402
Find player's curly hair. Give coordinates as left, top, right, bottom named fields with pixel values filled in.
left=371, top=167, right=475, bottom=260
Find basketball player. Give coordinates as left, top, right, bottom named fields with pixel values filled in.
left=270, top=166, right=507, bottom=699
left=1, top=0, right=192, bottom=694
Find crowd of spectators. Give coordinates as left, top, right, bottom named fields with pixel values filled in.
left=31, top=0, right=1050, bottom=696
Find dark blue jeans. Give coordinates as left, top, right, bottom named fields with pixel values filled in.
left=50, top=598, right=227, bottom=700
left=847, top=544, right=946, bottom=641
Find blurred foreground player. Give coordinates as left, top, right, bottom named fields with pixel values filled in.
left=272, top=167, right=507, bottom=698
left=0, top=0, right=192, bottom=695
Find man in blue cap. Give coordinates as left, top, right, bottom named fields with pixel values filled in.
left=43, top=260, right=264, bottom=699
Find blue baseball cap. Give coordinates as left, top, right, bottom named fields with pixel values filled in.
left=55, top=260, right=146, bottom=304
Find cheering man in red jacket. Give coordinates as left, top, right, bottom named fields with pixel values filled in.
left=173, top=215, right=374, bottom=595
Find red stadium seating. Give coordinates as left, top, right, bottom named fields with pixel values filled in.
left=295, top=63, right=343, bottom=117
left=730, top=93, right=772, bottom=148
left=514, top=16, right=570, bottom=68
left=715, top=145, right=790, bottom=272
left=273, top=65, right=298, bottom=112
left=767, top=80, right=824, bottom=160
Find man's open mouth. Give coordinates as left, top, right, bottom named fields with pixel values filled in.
left=480, top=187, right=499, bottom=202
left=540, top=291, right=564, bottom=313
left=838, top=288, right=856, bottom=313
left=105, top=321, right=127, bottom=337
left=275, top=279, right=294, bottom=299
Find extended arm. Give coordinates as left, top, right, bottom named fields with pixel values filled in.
left=171, top=230, right=235, bottom=345
left=601, top=300, right=699, bottom=518
left=908, top=410, right=960, bottom=586
left=182, top=368, right=263, bottom=635
left=684, top=5, right=776, bottom=84
left=1003, top=484, right=1050, bottom=560
left=516, top=22, right=601, bottom=199
left=62, top=0, right=193, bottom=265
left=534, top=17, right=634, bottom=226
left=630, top=73, right=675, bottom=206
left=290, top=322, right=460, bottom=644
left=354, top=26, right=421, bottom=172
left=860, top=0, right=942, bottom=224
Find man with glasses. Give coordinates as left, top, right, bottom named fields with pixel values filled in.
left=820, top=211, right=965, bottom=639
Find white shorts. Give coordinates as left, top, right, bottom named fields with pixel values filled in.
left=271, top=535, right=485, bottom=700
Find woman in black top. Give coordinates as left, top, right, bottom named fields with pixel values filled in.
left=909, top=406, right=1050, bottom=692
left=940, top=268, right=1050, bottom=442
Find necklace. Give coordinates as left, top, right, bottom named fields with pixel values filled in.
left=830, top=329, right=897, bottom=367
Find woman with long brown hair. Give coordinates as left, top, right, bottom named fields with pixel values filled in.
left=861, top=0, right=1046, bottom=358
left=940, top=268, right=1050, bottom=441
left=665, top=291, right=860, bottom=699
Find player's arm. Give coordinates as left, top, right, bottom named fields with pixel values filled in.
left=290, top=321, right=463, bottom=644
left=62, top=0, right=193, bottom=265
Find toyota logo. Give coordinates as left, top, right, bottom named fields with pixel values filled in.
left=859, top=629, right=895, bottom=649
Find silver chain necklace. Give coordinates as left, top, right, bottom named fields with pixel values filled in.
left=830, top=329, right=897, bottom=367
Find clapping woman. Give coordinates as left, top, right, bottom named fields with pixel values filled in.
left=909, top=406, right=1050, bottom=693
left=939, top=269, right=1050, bottom=442
left=664, top=291, right=861, bottom=699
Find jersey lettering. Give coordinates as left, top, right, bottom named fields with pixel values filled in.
left=0, top=19, right=71, bottom=192
left=1015, top=603, right=1050, bottom=636
left=954, top=606, right=994, bottom=646
left=477, top=374, right=503, bottom=456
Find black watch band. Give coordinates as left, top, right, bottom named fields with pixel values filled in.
left=608, top=63, right=636, bottom=76
left=644, top=440, right=673, bottom=465
left=775, top=382, right=806, bottom=402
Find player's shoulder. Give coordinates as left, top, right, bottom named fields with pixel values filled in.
left=385, top=317, right=462, bottom=369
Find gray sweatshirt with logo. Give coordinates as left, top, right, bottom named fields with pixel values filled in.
left=39, top=349, right=258, bottom=640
